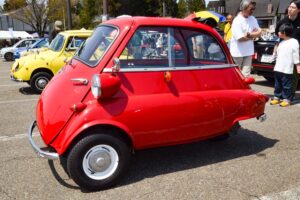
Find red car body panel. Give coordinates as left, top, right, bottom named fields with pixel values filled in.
left=35, top=16, right=268, bottom=155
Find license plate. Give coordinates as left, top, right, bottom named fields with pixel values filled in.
left=261, top=54, right=274, bottom=63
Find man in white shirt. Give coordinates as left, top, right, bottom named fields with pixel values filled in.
left=230, top=0, right=262, bottom=77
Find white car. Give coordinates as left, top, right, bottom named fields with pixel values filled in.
left=0, top=38, right=38, bottom=61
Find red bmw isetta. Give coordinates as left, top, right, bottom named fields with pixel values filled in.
left=29, top=16, right=268, bottom=190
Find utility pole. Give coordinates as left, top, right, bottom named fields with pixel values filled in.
left=163, top=1, right=166, bottom=17
left=103, top=0, right=108, bottom=21
left=66, top=0, right=72, bottom=29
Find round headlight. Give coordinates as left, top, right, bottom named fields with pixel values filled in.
left=91, top=74, right=101, bottom=99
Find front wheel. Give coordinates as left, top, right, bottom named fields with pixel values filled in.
left=4, top=52, right=14, bottom=61
left=30, top=72, right=52, bottom=94
left=67, top=133, right=131, bottom=191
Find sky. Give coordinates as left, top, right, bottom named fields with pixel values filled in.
left=205, top=0, right=212, bottom=6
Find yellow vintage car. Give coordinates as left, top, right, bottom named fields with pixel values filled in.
left=10, top=30, right=93, bottom=93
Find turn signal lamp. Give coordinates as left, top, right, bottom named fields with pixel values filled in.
left=91, top=74, right=102, bottom=99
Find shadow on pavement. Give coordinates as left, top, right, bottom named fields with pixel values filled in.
left=47, top=127, right=278, bottom=191
left=48, top=160, right=80, bottom=190
left=119, top=128, right=278, bottom=187
left=19, top=87, right=38, bottom=95
left=254, top=78, right=274, bottom=88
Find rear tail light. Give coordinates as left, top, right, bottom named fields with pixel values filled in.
left=91, top=74, right=101, bottom=99
left=253, top=53, right=257, bottom=60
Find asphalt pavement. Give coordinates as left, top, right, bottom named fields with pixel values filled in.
left=0, top=60, right=300, bottom=200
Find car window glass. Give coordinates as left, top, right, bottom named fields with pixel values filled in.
left=66, top=37, right=86, bottom=51
left=17, top=41, right=27, bottom=48
left=49, top=34, right=65, bottom=52
left=119, top=27, right=184, bottom=68
left=77, top=26, right=118, bottom=66
left=119, top=27, right=228, bottom=70
left=186, top=31, right=227, bottom=64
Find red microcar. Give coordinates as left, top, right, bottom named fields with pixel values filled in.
left=29, top=16, right=268, bottom=191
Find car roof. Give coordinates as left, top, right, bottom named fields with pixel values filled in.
left=59, top=30, right=93, bottom=37
left=103, top=16, right=218, bottom=36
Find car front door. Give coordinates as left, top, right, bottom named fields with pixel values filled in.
left=114, top=26, right=228, bottom=148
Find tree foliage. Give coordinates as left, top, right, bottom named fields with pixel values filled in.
left=1, top=0, right=208, bottom=34
left=186, top=0, right=206, bottom=13
left=3, top=0, right=27, bottom=12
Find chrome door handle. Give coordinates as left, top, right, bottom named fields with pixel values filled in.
left=71, top=78, right=89, bottom=85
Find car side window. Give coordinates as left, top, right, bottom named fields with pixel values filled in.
left=187, top=31, right=227, bottom=63
left=17, top=41, right=27, bottom=48
left=119, top=27, right=185, bottom=68
left=119, top=27, right=228, bottom=70
left=66, top=37, right=86, bottom=51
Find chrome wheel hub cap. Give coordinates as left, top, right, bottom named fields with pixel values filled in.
left=37, top=78, right=48, bottom=89
left=83, top=145, right=119, bottom=180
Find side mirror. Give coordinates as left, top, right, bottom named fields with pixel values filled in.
left=112, top=57, right=120, bottom=74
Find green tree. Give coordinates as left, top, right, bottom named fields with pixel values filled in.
left=79, top=0, right=101, bottom=29
left=186, top=0, right=206, bottom=13
left=160, top=0, right=178, bottom=17
left=178, top=0, right=188, bottom=18
left=2, top=0, right=27, bottom=12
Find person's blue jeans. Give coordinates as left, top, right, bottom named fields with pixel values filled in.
left=274, top=71, right=293, bottom=101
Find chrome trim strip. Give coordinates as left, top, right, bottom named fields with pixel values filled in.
left=103, top=64, right=237, bottom=73
left=28, top=121, right=59, bottom=160
left=71, top=78, right=89, bottom=85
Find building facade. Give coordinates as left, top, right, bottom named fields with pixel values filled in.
left=207, top=0, right=291, bottom=32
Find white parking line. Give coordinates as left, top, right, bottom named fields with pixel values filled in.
left=0, top=99, right=38, bottom=104
left=0, top=132, right=39, bottom=142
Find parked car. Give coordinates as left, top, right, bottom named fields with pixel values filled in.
left=252, top=39, right=276, bottom=81
left=10, top=30, right=92, bottom=93
left=14, top=38, right=49, bottom=59
left=251, top=37, right=299, bottom=82
left=0, top=38, right=38, bottom=61
left=28, top=16, right=269, bottom=191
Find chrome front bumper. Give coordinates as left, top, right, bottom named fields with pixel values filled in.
left=28, top=121, right=59, bottom=160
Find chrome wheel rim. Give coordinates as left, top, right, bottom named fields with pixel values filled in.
left=83, top=144, right=119, bottom=180
left=36, top=77, right=48, bottom=90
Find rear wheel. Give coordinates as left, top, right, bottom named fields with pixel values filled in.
left=30, top=72, right=52, bottom=93
left=210, top=122, right=241, bottom=141
left=67, top=133, right=131, bottom=191
left=4, top=52, right=14, bottom=61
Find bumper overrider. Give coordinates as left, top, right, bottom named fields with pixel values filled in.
left=28, top=121, right=59, bottom=160
left=10, top=74, right=22, bottom=82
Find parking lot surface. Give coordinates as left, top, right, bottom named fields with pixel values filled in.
left=0, top=60, right=300, bottom=200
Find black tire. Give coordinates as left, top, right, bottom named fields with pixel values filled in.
left=67, top=133, right=131, bottom=191
left=4, top=52, right=14, bottom=61
left=59, top=155, right=69, bottom=176
left=30, top=72, right=52, bottom=94
left=210, top=122, right=241, bottom=141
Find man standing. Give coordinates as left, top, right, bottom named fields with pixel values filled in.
left=224, top=14, right=233, bottom=47
left=230, top=0, right=261, bottom=77
left=275, top=0, right=300, bottom=100
left=49, top=21, right=63, bottom=43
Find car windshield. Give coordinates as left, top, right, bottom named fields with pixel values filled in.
left=76, top=26, right=118, bottom=66
left=49, top=34, right=65, bottom=52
